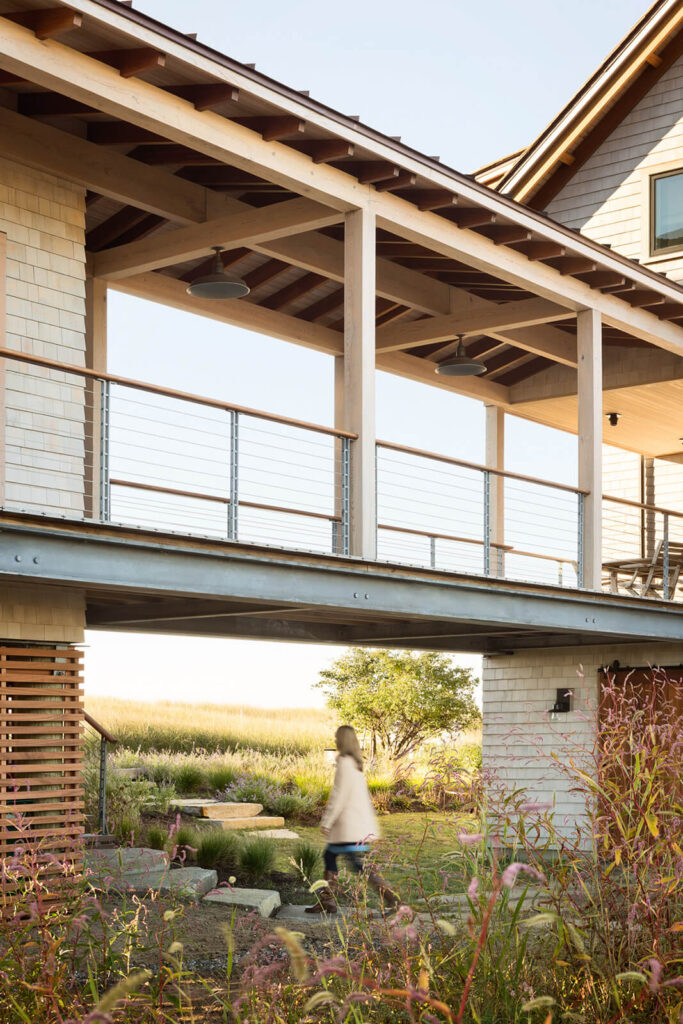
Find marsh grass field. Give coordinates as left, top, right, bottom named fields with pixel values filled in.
left=86, top=695, right=336, bottom=755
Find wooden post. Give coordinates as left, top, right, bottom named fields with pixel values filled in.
left=0, top=234, right=6, bottom=509
left=577, top=309, right=603, bottom=590
left=344, top=208, right=376, bottom=560
left=485, top=405, right=505, bottom=576
left=333, top=354, right=344, bottom=552
left=84, top=278, right=107, bottom=519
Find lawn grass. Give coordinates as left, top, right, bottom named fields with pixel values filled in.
left=274, top=811, right=475, bottom=903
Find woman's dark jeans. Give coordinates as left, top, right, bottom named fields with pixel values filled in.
left=323, top=845, right=365, bottom=874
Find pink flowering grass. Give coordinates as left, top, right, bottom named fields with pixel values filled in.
left=1, top=669, right=681, bottom=1023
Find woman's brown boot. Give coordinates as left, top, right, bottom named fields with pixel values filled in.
left=304, top=870, right=338, bottom=914
left=368, top=870, right=400, bottom=911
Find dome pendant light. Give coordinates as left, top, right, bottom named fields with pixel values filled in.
left=186, top=246, right=250, bottom=300
left=435, top=336, right=487, bottom=377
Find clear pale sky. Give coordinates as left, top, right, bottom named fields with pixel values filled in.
left=83, top=0, right=647, bottom=708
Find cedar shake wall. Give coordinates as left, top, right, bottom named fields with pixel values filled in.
left=0, top=157, right=87, bottom=517
left=481, top=641, right=683, bottom=837
left=546, top=54, right=683, bottom=283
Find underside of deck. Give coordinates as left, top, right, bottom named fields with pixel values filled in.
left=1, top=513, right=681, bottom=653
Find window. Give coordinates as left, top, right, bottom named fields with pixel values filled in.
left=651, top=170, right=683, bottom=254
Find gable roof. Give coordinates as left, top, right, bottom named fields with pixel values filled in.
left=482, top=0, right=683, bottom=207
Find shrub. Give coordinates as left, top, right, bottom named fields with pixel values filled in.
left=290, top=839, right=321, bottom=883
left=207, top=764, right=238, bottom=791
left=221, top=772, right=279, bottom=807
left=145, top=825, right=167, bottom=850
left=268, top=791, right=315, bottom=820
left=173, top=762, right=207, bottom=794
left=239, top=836, right=276, bottom=881
left=453, top=740, right=482, bottom=773
left=196, top=831, right=240, bottom=870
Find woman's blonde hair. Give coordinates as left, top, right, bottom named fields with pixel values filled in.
left=335, top=725, right=363, bottom=771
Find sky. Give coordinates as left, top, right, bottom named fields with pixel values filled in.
left=82, top=0, right=648, bottom=709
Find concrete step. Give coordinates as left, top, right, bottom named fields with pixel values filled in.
left=204, top=886, right=281, bottom=918
left=171, top=799, right=264, bottom=819
left=193, top=815, right=285, bottom=832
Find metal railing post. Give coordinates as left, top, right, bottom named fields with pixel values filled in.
left=483, top=470, right=491, bottom=576
left=577, top=493, right=585, bottom=588
left=228, top=410, right=239, bottom=541
left=99, top=379, right=111, bottom=523
left=340, top=437, right=351, bottom=556
left=662, top=512, right=670, bottom=600
left=98, top=736, right=108, bottom=835
left=429, top=535, right=436, bottom=569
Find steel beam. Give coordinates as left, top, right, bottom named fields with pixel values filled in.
left=0, top=521, right=681, bottom=648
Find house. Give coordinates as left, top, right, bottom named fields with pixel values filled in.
left=0, top=0, right=680, bottom=866
left=477, top=0, right=683, bottom=829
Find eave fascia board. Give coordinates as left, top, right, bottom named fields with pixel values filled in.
left=499, top=0, right=682, bottom=198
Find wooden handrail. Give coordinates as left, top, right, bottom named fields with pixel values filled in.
left=378, top=522, right=512, bottom=549
left=0, top=347, right=358, bottom=441
left=84, top=711, right=118, bottom=746
left=603, top=493, right=683, bottom=521
left=111, top=477, right=342, bottom=522
left=379, top=522, right=575, bottom=565
left=377, top=439, right=590, bottom=495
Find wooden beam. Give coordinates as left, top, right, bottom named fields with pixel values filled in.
left=166, top=83, right=239, bottom=109
left=262, top=272, right=326, bottom=310
left=242, top=258, right=291, bottom=291
left=293, top=139, right=355, bottom=163
left=374, top=171, right=417, bottom=192
left=495, top=355, right=551, bottom=386
left=400, top=189, right=458, bottom=211
left=93, top=198, right=344, bottom=279
left=510, top=240, right=566, bottom=261
left=111, top=272, right=344, bottom=355
left=87, top=207, right=151, bottom=251
left=375, top=297, right=572, bottom=352
left=0, top=105, right=209, bottom=224
left=89, top=47, right=166, bottom=77
left=341, top=161, right=400, bottom=184
left=5, top=17, right=680, bottom=353
left=450, top=208, right=496, bottom=228
left=299, top=288, right=344, bottom=321
left=4, top=8, right=82, bottom=39
left=234, top=115, right=305, bottom=141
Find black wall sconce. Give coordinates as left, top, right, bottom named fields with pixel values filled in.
left=549, top=688, right=572, bottom=722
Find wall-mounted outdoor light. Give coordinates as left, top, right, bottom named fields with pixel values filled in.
left=549, top=688, right=572, bottom=722
left=436, top=337, right=487, bottom=376
left=186, top=246, right=250, bottom=300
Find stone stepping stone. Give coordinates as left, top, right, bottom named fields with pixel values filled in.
left=86, top=847, right=170, bottom=887
left=193, top=815, right=285, bottom=832
left=204, top=886, right=281, bottom=918
left=171, top=800, right=263, bottom=819
left=154, top=867, right=217, bottom=900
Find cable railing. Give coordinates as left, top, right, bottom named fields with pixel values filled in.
left=0, top=349, right=354, bottom=557
left=376, top=440, right=585, bottom=588
left=603, top=494, right=683, bottom=601
left=1, top=347, right=681, bottom=603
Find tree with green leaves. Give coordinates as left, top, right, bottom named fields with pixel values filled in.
left=316, top=648, right=480, bottom=759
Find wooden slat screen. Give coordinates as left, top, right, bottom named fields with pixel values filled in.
left=0, top=645, right=84, bottom=895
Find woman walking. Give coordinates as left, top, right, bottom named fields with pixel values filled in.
left=306, top=725, right=399, bottom=914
